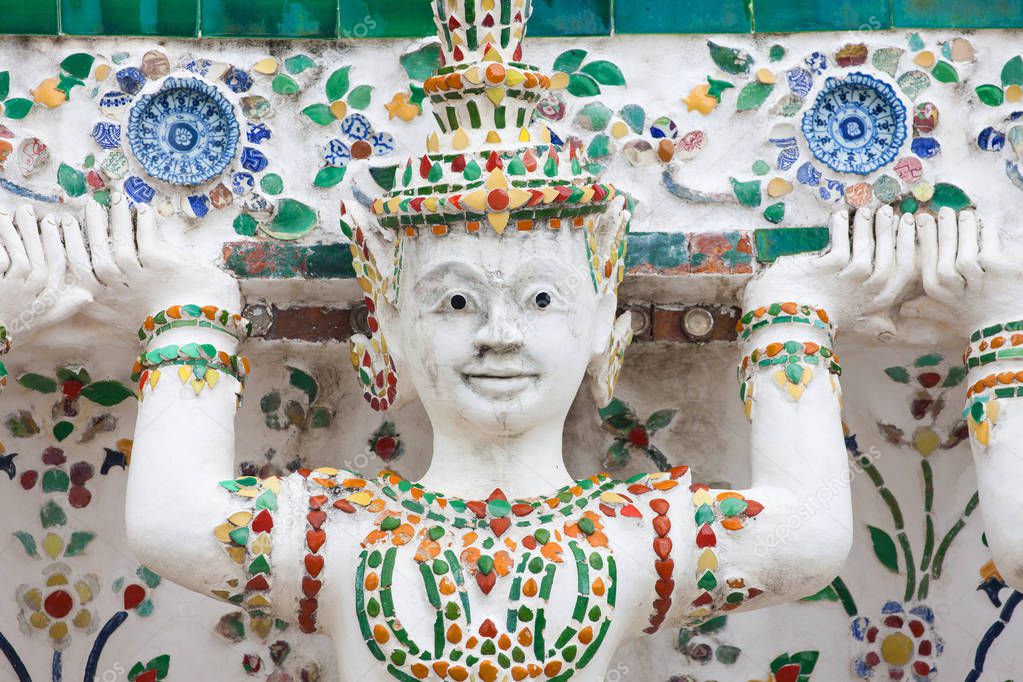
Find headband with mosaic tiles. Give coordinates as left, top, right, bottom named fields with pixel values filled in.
left=369, top=0, right=618, bottom=236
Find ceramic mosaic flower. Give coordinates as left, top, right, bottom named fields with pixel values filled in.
left=324, top=113, right=396, bottom=167
left=851, top=601, right=942, bottom=680
left=16, top=562, right=100, bottom=650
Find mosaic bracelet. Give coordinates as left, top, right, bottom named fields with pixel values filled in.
left=964, top=322, right=1023, bottom=368
left=735, top=302, right=834, bottom=343
left=138, top=305, right=251, bottom=346
left=131, top=343, right=251, bottom=383
left=737, top=340, right=841, bottom=383
left=965, top=371, right=1023, bottom=400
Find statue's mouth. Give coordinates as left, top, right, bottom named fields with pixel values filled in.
left=461, top=370, right=539, bottom=396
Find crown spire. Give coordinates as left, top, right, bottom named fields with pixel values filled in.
left=368, top=0, right=617, bottom=236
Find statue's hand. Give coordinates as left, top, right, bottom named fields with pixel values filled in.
left=917, top=208, right=1023, bottom=335
left=73, top=193, right=241, bottom=335
left=0, top=205, right=93, bottom=341
left=742, top=207, right=917, bottom=338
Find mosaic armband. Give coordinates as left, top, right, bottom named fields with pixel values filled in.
left=0, top=325, right=10, bottom=391
left=137, top=304, right=252, bottom=346
left=963, top=320, right=1023, bottom=368
left=737, top=340, right=841, bottom=416
left=131, top=343, right=251, bottom=395
left=962, top=371, right=1023, bottom=446
left=735, top=302, right=834, bottom=344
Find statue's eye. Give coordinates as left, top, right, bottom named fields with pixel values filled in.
left=534, top=292, right=551, bottom=309
left=450, top=294, right=468, bottom=310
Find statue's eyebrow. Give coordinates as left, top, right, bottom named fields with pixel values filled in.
left=413, top=260, right=489, bottom=295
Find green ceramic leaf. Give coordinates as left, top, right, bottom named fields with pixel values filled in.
left=401, top=43, right=442, bottom=81
left=301, top=103, right=335, bottom=125
left=736, top=82, right=774, bottom=111
left=54, top=421, right=73, bottom=442
left=128, top=663, right=145, bottom=681
left=645, top=409, right=676, bottom=432
left=347, top=84, right=374, bottom=110
left=579, top=60, right=625, bottom=86
left=325, top=66, right=351, bottom=101
left=4, top=98, right=33, bottom=120
left=233, top=214, right=258, bottom=236
left=789, top=650, right=820, bottom=673
left=64, top=531, right=95, bottom=556
left=553, top=48, right=587, bottom=74
left=730, top=178, right=761, bottom=207
left=57, top=163, right=87, bottom=198
left=60, top=53, right=95, bottom=79
left=369, top=164, right=398, bottom=191
left=708, top=41, right=753, bottom=75
left=271, top=74, right=301, bottom=95
left=586, top=133, right=611, bottom=159
left=763, top=201, right=785, bottom=224
left=769, top=44, right=785, bottom=62
left=81, top=380, right=136, bottom=406
left=288, top=366, right=318, bottom=402
left=314, top=165, right=346, bottom=187
left=884, top=366, right=910, bottom=383
left=619, top=103, right=645, bottom=134
left=285, top=54, right=316, bottom=75
left=0, top=72, right=8, bottom=101
left=576, top=102, right=612, bottom=131
left=260, top=173, right=284, bottom=195
left=567, top=73, right=600, bottom=98
left=18, top=373, right=57, bottom=393
left=930, top=182, right=973, bottom=210
left=13, top=531, right=38, bottom=557
left=931, top=61, right=959, bottom=84
left=800, top=584, right=839, bottom=601
left=868, top=525, right=899, bottom=573
left=1002, top=55, right=1023, bottom=86
left=57, top=366, right=90, bottom=384
left=976, top=84, right=1005, bottom=107
left=136, top=566, right=161, bottom=588
left=40, top=499, right=67, bottom=528
left=260, top=199, right=318, bottom=241
left=146, top=655, right=171, bottom=679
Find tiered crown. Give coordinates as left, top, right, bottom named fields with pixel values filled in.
left=371, top=0, right=617, bottom=235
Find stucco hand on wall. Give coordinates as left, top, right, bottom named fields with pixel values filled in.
left=0, top=204, right=93, bottom=342
left=917, top=208, right=1023, bottom=590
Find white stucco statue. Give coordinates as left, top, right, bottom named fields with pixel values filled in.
left=0, top=4, right=928, bottom=681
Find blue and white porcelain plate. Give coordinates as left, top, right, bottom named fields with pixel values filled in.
left=127, top=77, right=240, bottom=186
left=801, top=72, right=907, bottom=176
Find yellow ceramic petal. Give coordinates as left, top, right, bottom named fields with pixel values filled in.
left=485, top=169, right=508, bottom=189
left=976, top=420, right=991, bottom=446
left=250, top=616, right=273, bottom=639
left=461, top=190, right=488, bottom=211
left=73, top=609, right=93, bottom=629
left=205, top=369, right=220, bottom=388
left=228, top=511, right=253, bottom=527
left=149, top=369, right=161, bottom=388
left=550, top=72, right=570, bottom=90
left=488, top=212, right=510, bottom=234
left=190, top=378, right=205, bottom=395
left=506, top=69, right=526, bottom=86
left=95, top=64, right=111, bottom=81
left=226, top=546, right=247, bottom=564
left=247, top=594, right=271, bottom=608
left=214, top=523, right=235, bottom=543
left=263, top=477, right=281, bottom=493
left=46, top=573, right=68, bottom=587
left=518, top=127, right=530, bottom=142
left=74, top=580, right=94, bottom=603
left=508, top=189, right=531, bottom=209
left=348, top=491, right=374, bottom=506
left=178, top=365, right=192, bottom=385
left=485, top=130, right=502, bottom=143
left=485, top=86, right=506, bottom=106
left=253, top=57, right=279, bottom=75
left=697, top=549, right=718, bottom=571
left=452, top=128, right=470, bottom=150
left=329, top=100, right=348, bottom=119
left=251, top=534, right=272, bottom=555
left=427, top=131, right=440, bottom=153
left=43, top=533, right=63, bottom=559
left=786, top=383, right=806, bottom=401
left=30, top=611, right=49, bottom=629
left=463, top=66, right=482, bottom=85
left=988, top=400, right=1000, bottom=424
left=692, top=488, right=713, bottom=506
left=49, top=622, right=68, bottom=642
left=315, top=466, right=339, bottom=475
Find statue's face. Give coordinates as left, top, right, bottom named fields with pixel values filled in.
left=393, top=227, right=614, bottom=435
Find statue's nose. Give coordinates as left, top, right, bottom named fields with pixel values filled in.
left=473, top=301, right=525, bottom=353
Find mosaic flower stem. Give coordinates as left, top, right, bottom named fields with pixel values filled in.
left=966, top=590, right=1022, bottom=682
left=82, top=611, right=128, bottom=682
left=929, top=492, right=980, bottom=582
left=0, top=630, right=31, bottom=682
left=848, top=435, right=915, bottom=601
left=917, top=460, right=936, bottom=600
left=51, top=650, right=60, bottom=682
left=830, top=576, right=858, bottom=618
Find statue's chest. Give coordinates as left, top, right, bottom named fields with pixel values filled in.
left=331, top=472, right=660, bottom=681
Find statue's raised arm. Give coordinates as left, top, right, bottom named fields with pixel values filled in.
left=917, top=208, right=1023, bottom=591
left=667, top=207, right=920, bottom=624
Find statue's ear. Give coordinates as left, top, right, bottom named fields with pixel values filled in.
left=339, top=174, right=416, bottom=412
left=585, top=194, right=633, bottom=408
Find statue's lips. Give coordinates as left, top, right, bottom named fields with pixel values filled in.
left=461, top=370, right=539, bottom=396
